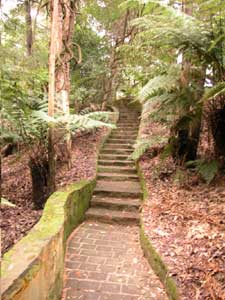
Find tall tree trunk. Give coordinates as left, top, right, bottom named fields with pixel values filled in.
left=24, top=0, right=33, bottom=56
left=171, top=0, right=205, bottom=164
left=55, top=0, right=77, bottom=168
left=47, top=0, right=60, bottom=195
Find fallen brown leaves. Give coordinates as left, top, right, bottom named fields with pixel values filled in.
left=1, top=128, right=108, bottom=255
left=140, top=123, right=225, bottom=300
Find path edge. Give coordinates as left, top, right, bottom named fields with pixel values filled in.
left=137, top=163, right=180, bottom=300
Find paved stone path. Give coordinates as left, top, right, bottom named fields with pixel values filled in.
left=62, top=106, right=168, bottom=300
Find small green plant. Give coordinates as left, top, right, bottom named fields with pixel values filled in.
left=173, top=168, right=188, bottom=186
left=186, top=160, right=219, bottom=184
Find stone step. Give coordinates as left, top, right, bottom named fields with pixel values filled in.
left=85, top=208, right=139, bottom=225
left=117, top=123, right=139, bottom=126
left=104, top=143, right=133, bottom=150
left=118, top=120, right=139, bottom=124
left=98, top=165, right=136, bottom=174
left=94, top=180, right=142, bottom=198
left=97, top=172, right=139, bottom=181
left=116, top=127, right=139, bottom=130
left=99, top=154, right=131, bottom=160
left=110, top=134, right=137, bottom=140
left=100, top=149, right=133, bottom=155
left=111, top=132, right=137, bottom=137
left=115, top=129, right=138, bottom=134
left=108, top=136, right=136, bottom=140
left=91, top=195, right=140, bottom=211
left=106, top=138, right=135, bottom=144
left=98, top=159, right=134, bottom=167
left=119, top=116, right=139, bottom=119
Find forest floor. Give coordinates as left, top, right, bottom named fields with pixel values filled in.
left=1, top=128, right=108, bottom=255
left=140, top=122, right=225, bottom=300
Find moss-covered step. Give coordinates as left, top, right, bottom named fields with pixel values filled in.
left=113, top=127, right=138, bottom=131
left=85, top=207, right=139, bottom=225
left=93, top=180, right=143, bottom=199
left=106, top=138, right=136, bottom=144
left=110, top=133, right=138, bottom=138
left=91, top=195, right=140, bottom=211
left=99, top=154, right=132, bottom=160
left=98, top=159, right=134, bottom=167
left=101, top=148, right=133, bottom=155
left=103, top=143, right=133, bottom=150
left=97, top=172, right=139, bottom=182
left=98, top=165, right=137, bottom=174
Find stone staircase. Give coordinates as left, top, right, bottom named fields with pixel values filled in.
left=85, top=107, right=142, bottom=225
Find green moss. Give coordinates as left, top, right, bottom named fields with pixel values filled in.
left=2, top=180, right=95, bottom=291
left=48, top=271, right=63, bottom=300
left=1, top=114, right=117, bottom=300
left=137, top=163, right=180, bottom=300
left=140, top=223, right=179, bottom=300
left=136, top=163, right=148, bottom=201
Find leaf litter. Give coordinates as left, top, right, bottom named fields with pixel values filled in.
left=139, top=121, right=225, bottom=300
left=1, top=128, right=108, bottom=255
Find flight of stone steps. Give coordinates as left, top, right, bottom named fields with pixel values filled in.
left=85, top=107, right=142, bottom=225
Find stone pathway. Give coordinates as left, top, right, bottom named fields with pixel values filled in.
left=62, top=106, right=168, bottom=300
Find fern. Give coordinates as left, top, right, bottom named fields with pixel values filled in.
left=85, top=111, right=112, bottom=123
left=186, top=160, right=219, bottom=184
left=131, top=136, right=167, bottom=160
left=201, top=82, right=225, bottom=102
left=139, top=68, right=180, bottom=103
left=68, top=114, right=116, bottom=133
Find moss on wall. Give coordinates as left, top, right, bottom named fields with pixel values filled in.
left=1, top=180, right=95, bottom=300
left=137, top=163, right=180, bottom=300
left=1, top=110, right=119, bottom=300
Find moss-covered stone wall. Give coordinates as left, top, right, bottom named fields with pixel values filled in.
left=1, top=180, right=95, bottom=300
left=137, top=156, right=180, bottom=300
left=1, top=109, right=119, bottom=300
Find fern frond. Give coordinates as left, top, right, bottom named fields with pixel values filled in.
left=131, top=136, right=167, bottom=160
left=186, top=159, right=218, bottom=184
left=139, top=65, right=180, bottom=103
left=85, top=111, right=111, bottom=123
left=68, top=114, right=115, bottom=133
left=201, top=82, right=225, bottom=102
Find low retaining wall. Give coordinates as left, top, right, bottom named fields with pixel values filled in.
left=137, top=164, right=180, bottom=300
left=1, top=180, right=96, bottom=300
left=1, top=108, right=119, bottom=300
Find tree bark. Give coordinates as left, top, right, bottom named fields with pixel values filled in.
left=47, top=0, right=60, bottom=195
left=24, top=0, right=33, bottom=56
left=54, top=0, right=78, bottom=168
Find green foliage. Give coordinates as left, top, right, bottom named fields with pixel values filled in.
left=68, top=112, right=116, bottom=133
left=186, top=160, right=219, bottom=184
left=138, top=66, right=180, bottom=103
left=201, top=82, right=225, bottom=102
left=131, top=136, right=167, bottom=160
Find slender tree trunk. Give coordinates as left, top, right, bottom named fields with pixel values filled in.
left=24, top=0, right=33, bottom=56
left=55, top=0, right=77, bottom=168
left=47, top=0, right=60, bottom=194
left=172, top=0, right=204, bottom=164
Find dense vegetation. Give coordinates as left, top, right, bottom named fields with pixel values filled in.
left=1, top=0, right=225, bottom=298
